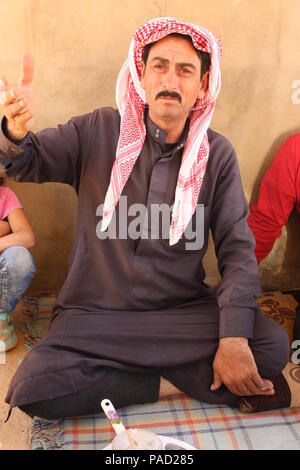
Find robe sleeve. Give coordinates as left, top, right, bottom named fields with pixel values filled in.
left=210, top=149, right=261, bottom=339
left=0, top=112, right=94, bottom=191
left=248, top=135, right=300, bottom=264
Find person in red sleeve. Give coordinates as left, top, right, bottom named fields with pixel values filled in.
left=248, top=134, right=300, bottom=341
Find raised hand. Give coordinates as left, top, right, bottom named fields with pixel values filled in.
left=0, top=54, right=35, bottom=140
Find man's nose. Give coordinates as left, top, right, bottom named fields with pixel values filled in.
left=162, top=68, right=179, bottom=90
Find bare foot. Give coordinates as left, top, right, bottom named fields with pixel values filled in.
left=159, top=377, right=184, bottom=397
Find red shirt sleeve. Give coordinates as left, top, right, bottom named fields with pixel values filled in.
left=248, top=134, right=300, bottom=264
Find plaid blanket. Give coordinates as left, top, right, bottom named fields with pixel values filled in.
left=25, top=290, right=300, bottom=450
left=30, top=395, right=300, bottom=450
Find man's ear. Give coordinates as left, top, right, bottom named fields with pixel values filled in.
left=140, top=63, right=145, bottom=89
left=197, top=71, right=209, bottom=100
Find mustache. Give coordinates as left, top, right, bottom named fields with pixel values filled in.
left=155, top=90, right=182, bottom=103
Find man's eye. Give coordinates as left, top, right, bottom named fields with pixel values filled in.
left=154, top=64, right=164, bottom=70
left=181, top=68, right=192, bottom=74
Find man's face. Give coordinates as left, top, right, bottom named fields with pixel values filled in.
left=140, top=35, right=208, bottom=125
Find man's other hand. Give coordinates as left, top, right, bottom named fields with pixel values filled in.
left=0, top=54, right=34, bottom=141
left=211, top=337, right=275, bottom=396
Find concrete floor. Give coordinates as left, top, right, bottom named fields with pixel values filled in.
left=0, top=304, right=32, bottom=450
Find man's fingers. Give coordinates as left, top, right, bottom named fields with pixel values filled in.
left=252, top=373, right=274, bottom=392
left=14, top=110, right=33, bottom=128
left=242, top=379, right=261, bottom=395
left=0, top=91, right=6, bottom=105
left=0, top=75, right=8, bottom=90
left=226, top=383, right=243, bottom=396
left=0, top=76, right=9, bottom=105
left=231, top=377, right=275, bottom=396
left=3, top=87, right=28, bottom=105
left=223, top=376, right=275, bottom=397
left=3, top=91, right=32, bottom=133
left=5, top=97, right=28, bottom=120
left=242, top=374, right=268, bottom=395
left=243, top=379, right=273, bottom=396
left=262, top=379, right=274, bottom=390
left=18, top=53, right=34, bottom=86
left=2, top=88, right=18, bottom=105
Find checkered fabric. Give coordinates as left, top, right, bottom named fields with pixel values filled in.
left=30, top=395, right=300, bottom=450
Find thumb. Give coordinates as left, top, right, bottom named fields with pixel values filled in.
left=210, top=370, right=222, bottom=391
left=0, top=75, right=8, bottom=105
left=18, top=53, right=34, bottom=86
left=0, top=75, right=8, bottom=90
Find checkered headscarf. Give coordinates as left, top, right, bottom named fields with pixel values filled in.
left=100, top=17, right=222, bottom=245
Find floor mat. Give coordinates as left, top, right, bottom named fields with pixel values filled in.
left=21, top=294, right=54, bottom=351
left=30, top=395, right=300, bottom=450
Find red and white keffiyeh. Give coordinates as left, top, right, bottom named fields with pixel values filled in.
left=100, top=17, right=222, bottom=245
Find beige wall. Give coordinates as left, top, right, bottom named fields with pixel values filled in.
left=0, top=0, right=300, bottom=294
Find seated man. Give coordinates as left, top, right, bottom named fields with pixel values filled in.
left=0, top=178, right=35, bottom=351
left=248, top=135, right=300, bottom=341
left=0, top=18, right=294, bottom=419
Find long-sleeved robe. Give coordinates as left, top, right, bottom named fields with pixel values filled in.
left=0, top=108, right=265, bottom=408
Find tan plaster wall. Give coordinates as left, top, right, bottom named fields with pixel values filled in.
left=0, top=0, right=300, bottom=293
